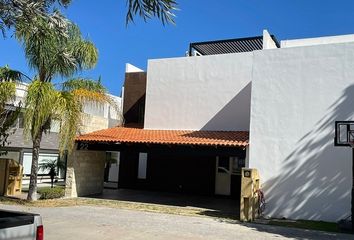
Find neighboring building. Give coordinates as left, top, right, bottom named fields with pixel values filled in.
left=0, top=82, right=122, bottom=179
left=67, top=30, right=354, bottom=222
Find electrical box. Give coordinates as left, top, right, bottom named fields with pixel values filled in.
left=0, top=159, right=23, bottom=196
left=240, top=168, right=260, bottom=221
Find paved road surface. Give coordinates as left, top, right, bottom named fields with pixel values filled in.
left=1, top=204, right=352, bottom=240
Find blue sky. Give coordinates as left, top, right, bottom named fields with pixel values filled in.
left=1, top=0, right=354, bottom=96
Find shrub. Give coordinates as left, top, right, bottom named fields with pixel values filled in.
left=38, top=187, right=65, bottom=200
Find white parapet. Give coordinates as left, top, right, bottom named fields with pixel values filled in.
left=125, top=63, right=144, bottom=73
left=281, top=33, right=354, bottom=48
left=263, top=29, right=278, bottom=49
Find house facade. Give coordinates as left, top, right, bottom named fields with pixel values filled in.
left=67, top=30, right=354, bottom=222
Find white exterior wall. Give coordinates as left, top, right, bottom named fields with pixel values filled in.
left=144, top=53, right=253, bottom=131
left=281, top=34, right=354, bottom=48
left=249, top=42, right=354, bottom=222
left=126, top=63, right=144, bottom=73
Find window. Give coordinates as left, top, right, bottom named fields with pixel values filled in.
left=18, top=112, right=24, bottom=128
left=231, top=156, right=245, bottom=174
left=23, top=153, right=59, bottom=175
left=217, top=156, right=230, bottom=173
left=138, top=152, right=147, bottom=179
left=0, top=151, right=20, bottom=162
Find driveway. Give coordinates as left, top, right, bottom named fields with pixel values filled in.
left=90, top=189, right=239, bottom=218
left=0, top=204, right=352, bottom=240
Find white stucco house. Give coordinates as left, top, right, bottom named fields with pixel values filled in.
left=68, top=30, right=354, bottom=222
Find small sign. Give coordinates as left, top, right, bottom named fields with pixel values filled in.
left=244, top=170, right=251, bottom=178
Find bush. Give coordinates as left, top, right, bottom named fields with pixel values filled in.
left=38, top=187, right=65, bottom=200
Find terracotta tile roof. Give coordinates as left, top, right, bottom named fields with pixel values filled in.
left=76, top=127, right=249, bottom=147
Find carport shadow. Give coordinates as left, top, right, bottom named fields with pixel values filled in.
left=86, top=188, right=240, bottom=219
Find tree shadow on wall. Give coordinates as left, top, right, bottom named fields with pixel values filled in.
left=264, top=84, right=354, bottom=221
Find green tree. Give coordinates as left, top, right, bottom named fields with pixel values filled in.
left=15, top=17, right=113, bottom=201
left=0, top=66, right=28, bottom=154
left=3, top=0, right=177, bottom=201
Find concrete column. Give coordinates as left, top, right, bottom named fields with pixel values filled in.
left=65, top=147, right=106, bottom=198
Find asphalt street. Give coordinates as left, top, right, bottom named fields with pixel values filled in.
left=1, top=204, right=352, bottom=240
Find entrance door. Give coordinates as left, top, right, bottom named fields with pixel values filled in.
left=104, top=151, right=120, bottom=189
left=215, top=156, right=232, bottom=195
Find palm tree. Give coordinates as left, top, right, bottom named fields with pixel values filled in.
left=15, top=16, right=113, bottom=201
left=1, top=0, right=177, bottom=37
left=39, top=158, right=66, bottom=188
left=4, top=0, right=177, bottom=201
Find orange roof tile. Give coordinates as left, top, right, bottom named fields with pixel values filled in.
left=76, top=127, right=249, bottom=147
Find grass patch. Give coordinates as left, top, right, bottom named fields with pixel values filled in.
left=38, top=187, right=65, bottom=200
left=268, top=219, right=339, bottom=233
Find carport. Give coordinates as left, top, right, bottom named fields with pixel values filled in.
left=65, top=127, right=249, bottom=211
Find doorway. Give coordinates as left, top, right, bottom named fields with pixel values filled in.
left=215, top=156, right=244, bottom=197
left=215, top=156, right=231, bottom=195
left=104, top=151, right=120, bottom=189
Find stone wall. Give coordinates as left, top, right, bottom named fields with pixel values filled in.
left=65, top=149, right=106, bottom=198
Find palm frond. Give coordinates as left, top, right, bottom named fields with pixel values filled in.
left=63, top=77, right=114, bottom=106
left=67, top=24, right=98, bottom=70
left=62, top=77, right=106, bottom=93
left=126, top=0, right=178, bottom=25
left=0, top=0, right=71, bottom=38
left=0, top=81, right=16, bottom=104
left=38, top=158, right=65, bottom=172
left=0, top=65, right=26, bottom=104
left=15, top=18, right=97, bottom=81
left=0, top=65, right=30, bottom=82
left=54, top=90, right=81, bottom=153
left=23, top=80, right=57, bottom=139
left=72, top=88, right=113, bottom=106
left=42, top=0, right=72, bottom=9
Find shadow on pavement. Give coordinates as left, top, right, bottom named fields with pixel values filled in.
left=241, top=222, right=353, bottom=240
left=87, top=188, right=240, bottom=219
